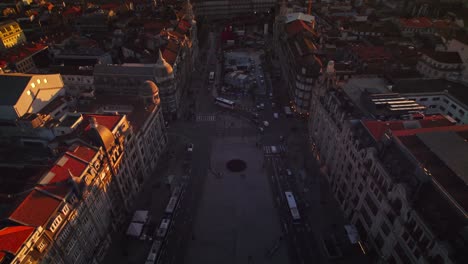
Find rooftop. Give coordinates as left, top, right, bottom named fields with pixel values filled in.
left=9, top=190, right=61, bottom=227
left=399, top=17, right=432, bottom=28
left=0, top=226, right=34, bottom=261
left=423, top=51, right=463, bottom=64
left=0, top=75, right=32, bottom=106
left=349, top=45, right=392, bottom=61
left=0, top=43, right=48, bottom=69
left=362, top=114, right=455, bottom=141
left=398, top=126, right=468, bottom=216
left=391, top=79, right=468, bottom=106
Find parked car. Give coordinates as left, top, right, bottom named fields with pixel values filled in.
left=263, top=121, right=269, bottom=127
left=273, top=113, right=279, bottom=119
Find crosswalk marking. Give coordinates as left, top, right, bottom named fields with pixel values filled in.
left=263, top=145, right=287, bottom=155
left=196, top=115, right=216, bottom=122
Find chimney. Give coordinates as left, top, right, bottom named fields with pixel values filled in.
left=89, top=116, right=98, bottom=129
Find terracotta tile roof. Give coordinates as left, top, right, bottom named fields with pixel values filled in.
left=163, top=49, right=177, bottom=65
left=350, top=45, right=392, bottom=61
left=399, top=17, right=432, bottom=28
left=37, top=148, right=92, bottom=198
left=286, top=20, right=315, bottom=37
left=9, top=190, right=61, bottom=227
left=82, top=114, right=121, bottom=131
left=62, top=6, right=81, bottom=17
left=67, top=144, right=97, bottom=163
left=363, top=115, right=454, bottom=141
left=0, top=43, right=47, bottom=69
left=0, top=226, right=34, bottom=260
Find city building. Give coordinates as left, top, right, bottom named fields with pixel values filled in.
left=416, top=51, right=464, bottom=79
left=82, top=80, right=168, bottom=181
left=398, top=17, right=434, bottom=37
left=0, top=20, right=27, bottom=50
left=93, top=51, right=180, bottom=119
left=392, top=79, right=468, bottom=124
left=0, top=43, right=48, bottom=73
left=0, top=74, right=64, bottom=121
left=50, top=66, right=95, bottom=98
left=308, top=66, right=468, bottom=264
left=273, top=8, right=322, bottom=115
left=48, top=36, right=113, bottom=67
left=193, top=0, right=275, bottom=17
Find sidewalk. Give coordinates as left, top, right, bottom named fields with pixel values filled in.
left=284, top=127, right=368, bottom=263
left=102, top=136, right=187, bottom=264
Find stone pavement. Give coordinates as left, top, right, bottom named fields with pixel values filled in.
left=283, top=123, right=368, bottom=263
left=185, top=136, right=289, bottom=264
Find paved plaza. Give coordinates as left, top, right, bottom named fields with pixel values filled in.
left=185, top=136, right=289, bottom=264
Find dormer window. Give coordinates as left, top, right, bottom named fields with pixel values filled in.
left=50, top=215, right=63, bottom=232
left=37, top=240, right=47, bottom=252
left=62, top=205, right=70, bottom=215
left=70, top=194, right=77, bottom=204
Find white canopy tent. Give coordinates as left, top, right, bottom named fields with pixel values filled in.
left=126, top=222, right=144, bottom=237
left=131, top=210, right=149, bottom=223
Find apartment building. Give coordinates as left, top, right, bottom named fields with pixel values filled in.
left=392, top=79, right=468, bottom=124
left=0, top=76, right=167, bottom=263
left=0, top=20, right=26, bottom=50
left=308, top=69, right=468, bottom=263
left=0, top=74, right=65, bottom=121
left=273, top=9, right=321, bottom=115
left=416, top=51, right=464, bottom=80
left=193, top=0, right=276, bottom=18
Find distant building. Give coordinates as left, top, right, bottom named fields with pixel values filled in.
left=416, top=51, right=464, bottom=79
left=392, top=79, right=468, bottom=124
left=0, top=74, right=64, bottom=121
left=0, top=20, right=27, bottom=50
left=193, top=0, right=275, bottom=17
left=398, top=17, right=434, bottom=37
left=94, top=50, right=186, bottom=120
left=49, top=36, right=112, bottom=67
left=0, top=43, right=48, bottom=73
left=273, top=8, right=322, bottom=115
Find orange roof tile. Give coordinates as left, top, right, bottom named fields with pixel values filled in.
left=67, top=144, right=97, bottom=162
left=163, top=49, right=177, bottom=65
left=9, top=190, right=61, bottom=227
left=0, top=226, right=34, bottom=259
left=82, top=114, right=121, bottom=131
left=399, top=17, right=432, bottom=28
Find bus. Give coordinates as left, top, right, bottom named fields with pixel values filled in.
left=145, top=240, right=162, bottom=264
left=209, top=71, right=215, bottom=83
left=285, top=191, right=301, bottom=223
left=214, top=97, right=235, bottom=109
left=164, top=186, right=182, bottom=215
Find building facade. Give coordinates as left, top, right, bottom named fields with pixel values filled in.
left=193, top=0, right=276, bottom=18
left=273, top=10, right=322, bottom=115
left=0, top=20, right=26, bottom=50
left=308, top=72, right=468, bottom=264
left=416, top=51, right=464, bottom=79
